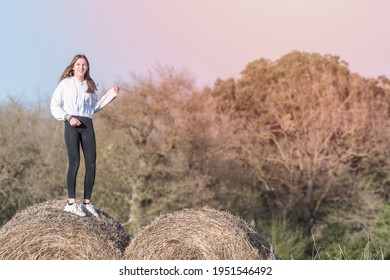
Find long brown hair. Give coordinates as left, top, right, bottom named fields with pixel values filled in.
left=58, top=54, right=97, bottom=93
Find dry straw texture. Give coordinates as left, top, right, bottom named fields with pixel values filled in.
left=124, top=206, right=276, bottom=260
left=0, top=199, right=130, bottom=260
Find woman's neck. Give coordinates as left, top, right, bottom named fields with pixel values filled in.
left=73, top=75, right=85, bottom=82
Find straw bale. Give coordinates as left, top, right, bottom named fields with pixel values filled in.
left=0, top=199, right=130, bottom=260
left=124, top=206, right=276, bottom=260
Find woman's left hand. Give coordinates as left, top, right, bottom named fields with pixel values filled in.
left=114, top=86, right=120, bottom=94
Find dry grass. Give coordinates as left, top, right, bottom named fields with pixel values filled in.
left=124, top=206, right=276, bottom=260
left=0, top=199, right=130, bottom=260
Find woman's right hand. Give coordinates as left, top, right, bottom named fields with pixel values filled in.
left=69, top=116, right=81, bottom=126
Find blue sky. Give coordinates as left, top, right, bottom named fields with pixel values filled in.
left=0, top=0, right=144, bottom=104
left=1, top=0, right=390, bottom=105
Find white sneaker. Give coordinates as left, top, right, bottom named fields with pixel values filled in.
left=64, top=203, right=86, bottom=217
left=81, top=202, right=100, bottom=217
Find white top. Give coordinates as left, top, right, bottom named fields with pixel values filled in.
left=50, top=77, right=118, bottom=121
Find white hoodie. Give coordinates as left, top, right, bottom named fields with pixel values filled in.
left=50, top=77, right=118, bottom=121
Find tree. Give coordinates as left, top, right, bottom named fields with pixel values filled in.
left=100, top=66, right=219, bottom=233
left=210, top=51, right=390, bottom=235
left=0, top=101, right=67, bottom=225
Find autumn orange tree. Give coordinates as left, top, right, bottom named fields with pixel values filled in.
left=210, top=51, right=390, bottom=257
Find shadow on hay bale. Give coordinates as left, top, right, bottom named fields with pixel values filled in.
left=124, top=206, right=277, bottom=260
left=0, top=199, right=131, bottom=260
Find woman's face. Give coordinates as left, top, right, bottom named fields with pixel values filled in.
left=72, top=58, right=88, bottom=80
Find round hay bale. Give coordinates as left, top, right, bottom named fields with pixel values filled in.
left=124, top=206, right=276, bottom=260
left=0, top=199, right=131, bottom=260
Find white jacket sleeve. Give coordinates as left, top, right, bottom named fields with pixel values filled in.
left=50, top=83, right=67, bottom=121
left=94, top=87, right=118, bottom=113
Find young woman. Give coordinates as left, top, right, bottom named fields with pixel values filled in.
left=50, top=54, right=119, bottom=217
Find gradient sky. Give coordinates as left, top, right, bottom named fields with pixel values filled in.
left=1, top=0, right=390, bottom=104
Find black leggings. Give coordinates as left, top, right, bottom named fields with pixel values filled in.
left=64, top=116, right=96, bottom=200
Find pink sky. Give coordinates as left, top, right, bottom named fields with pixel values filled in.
left=104, top=0, right=390, bottom=86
